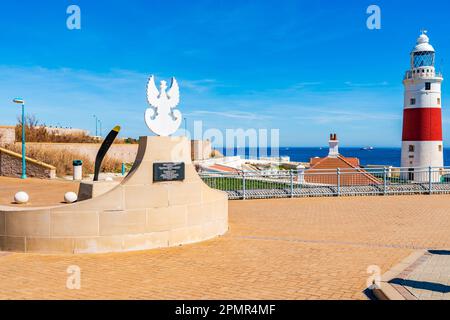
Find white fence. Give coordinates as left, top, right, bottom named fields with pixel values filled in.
left=199, top=166, right=450, bottom=200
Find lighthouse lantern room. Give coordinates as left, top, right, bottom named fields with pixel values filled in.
left=401, top=31, right=444, bottom=182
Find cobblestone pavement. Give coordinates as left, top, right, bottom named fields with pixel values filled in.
left=388, top=250, right=450, bottom=300
left=1, top=195, right=450, bottom=299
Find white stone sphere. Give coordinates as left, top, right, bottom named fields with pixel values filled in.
left=64, top=192, right=78, bottom=203
left=105, top=177, right=113, bottom=182
left=14, top=191, right=29, bottom=204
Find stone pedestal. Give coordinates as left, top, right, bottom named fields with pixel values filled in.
left=0, top=136, right=228, bottom=253
left=78, top=180, right=120, bottom=201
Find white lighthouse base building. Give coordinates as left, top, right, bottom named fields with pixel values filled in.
left=401, top=141, right=443, bottom=182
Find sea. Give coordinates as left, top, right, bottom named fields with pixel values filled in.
left=219, top=147, right=450, bottom=167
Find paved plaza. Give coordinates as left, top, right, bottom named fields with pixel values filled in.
left=1, top=189, right=450, bottom=299
left=402, top=250, right=450, bottom=299
left=377, top=249, right=450, bottom=300
left=0, top=177, right=79, bottom=208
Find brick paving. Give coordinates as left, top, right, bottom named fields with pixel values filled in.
left=1, top=194, right=450, bottom=299
left=388, top=250, right=450, bottom=300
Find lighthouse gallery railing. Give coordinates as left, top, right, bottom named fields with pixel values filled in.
left=199, top=166, right=450, bottom=200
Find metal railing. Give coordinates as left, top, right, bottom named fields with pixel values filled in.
left=404, top=70, right=443, bottom=80
left=199, top=166, right=450, bottom=200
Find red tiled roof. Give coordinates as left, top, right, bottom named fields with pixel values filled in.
left=306, top=155, right=381, bottom=185
left=207, top=164, right=241, bottom=173
left=309, top=155, right=361, bottom=170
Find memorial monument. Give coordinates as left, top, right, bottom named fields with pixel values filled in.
left=0, top=76, right=229, bottom=253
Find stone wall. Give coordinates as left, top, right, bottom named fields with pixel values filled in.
left=15, top=140, right=212, bottom=164
left=0, top=127, right=15, bottom=146
left=15, top=142, right=139, bottom=164
left=0, top=147, right=56, bottom=179
left=0, top=126, right=91, bottom=146
left=42, top=127, right=89, bottom=136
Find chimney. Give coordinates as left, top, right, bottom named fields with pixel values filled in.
left=328, top=133, right=339, bottom=157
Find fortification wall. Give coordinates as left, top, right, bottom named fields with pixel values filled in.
left=15, top=140, right=211, bottom=164
left=15, top=142, right=138, bottom=164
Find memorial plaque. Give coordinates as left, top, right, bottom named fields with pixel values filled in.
left=153, top=162, right=185, bottom=182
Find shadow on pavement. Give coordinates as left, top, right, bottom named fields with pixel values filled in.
left=389, top=278, right=450, bottom=293
left=362, top=288, right=377, bottom=300
left=428, top=250, right=450, bottom=256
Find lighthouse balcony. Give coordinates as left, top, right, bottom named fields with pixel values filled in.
left=404, top=70, right=443, bottom=80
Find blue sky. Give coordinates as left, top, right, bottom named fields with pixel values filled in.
left=1, top=0, right=450, bottom=147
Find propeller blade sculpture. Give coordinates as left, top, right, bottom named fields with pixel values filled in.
left=93, top=125, right=121, bottom=181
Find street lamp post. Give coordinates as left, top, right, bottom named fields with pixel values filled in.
left=98, top=119, right=102, bottom=137
left=13, top=98, right=26, bottom=179
left=93, top=115, right=98, bottom=136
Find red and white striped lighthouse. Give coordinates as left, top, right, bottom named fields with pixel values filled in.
left=401, top=31, right=444, bottom=181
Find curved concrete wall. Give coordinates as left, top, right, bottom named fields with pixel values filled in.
left=0, top=136, right=228, bottom=253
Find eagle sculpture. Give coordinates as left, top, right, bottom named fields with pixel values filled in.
left=145, top=75, right=182, bottom=136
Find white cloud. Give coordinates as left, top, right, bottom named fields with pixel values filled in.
left=186, top=110, right=271, bottom=121
left=344, top=81, right=389, bottom=87
left=181, top=79, right=219, bottom=93
left=0, top=66, right=226, bottom=138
